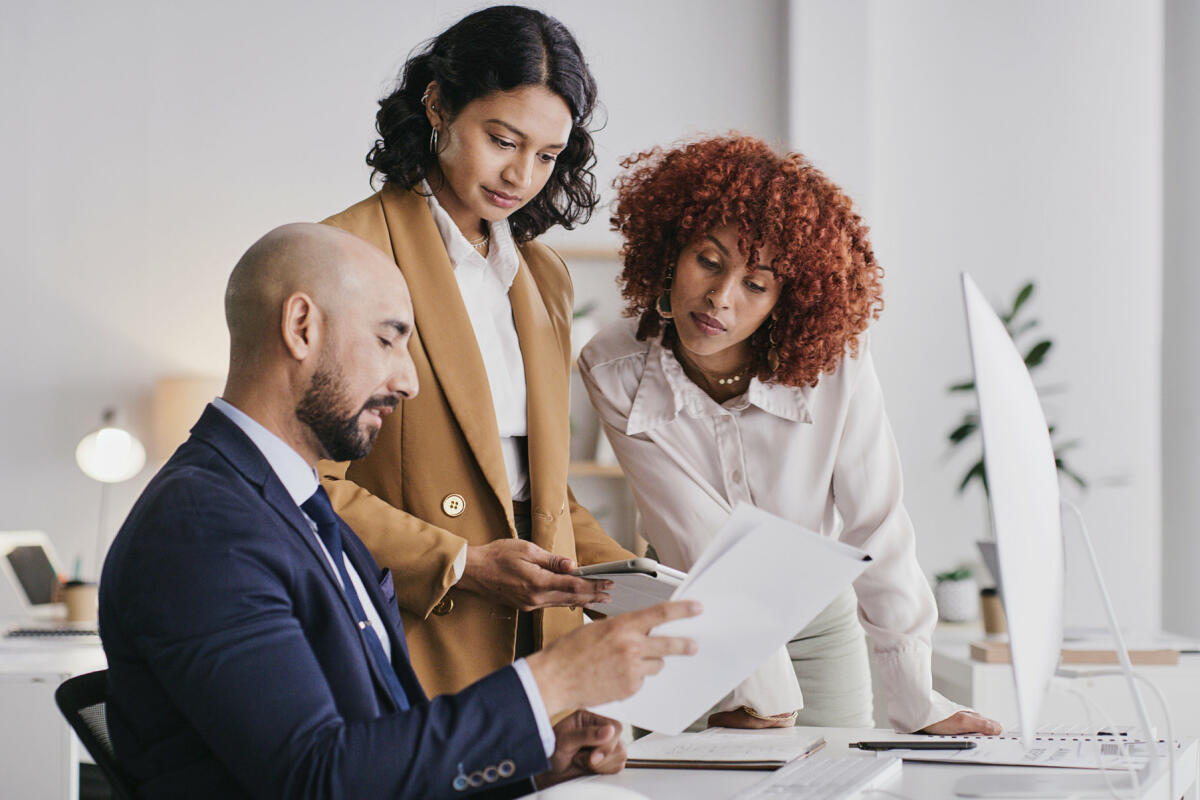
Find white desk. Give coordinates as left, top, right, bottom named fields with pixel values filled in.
left=932, top=623, right=1200, bottom=740
left=580, top=727, right=1199, bottom=799
left=0, top=636, right=106, bottom=800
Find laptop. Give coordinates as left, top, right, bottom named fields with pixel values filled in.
left=0, top=531, right=99, bottom=639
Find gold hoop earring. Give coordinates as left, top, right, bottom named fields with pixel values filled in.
left=656, top=270, right=674, bottom=320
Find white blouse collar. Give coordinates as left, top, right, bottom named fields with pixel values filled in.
left=422, top=180, right=520, bottom=289
left=625, top=334, right=813, bottom=435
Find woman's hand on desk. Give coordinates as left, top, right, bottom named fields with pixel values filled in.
left=706, top=706, right=798, bottom=729
left=920, top=709, right=1003, bottom=736
left=459, top=539, right=613, bottom=610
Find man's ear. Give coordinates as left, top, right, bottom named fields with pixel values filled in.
left=280, top=292, right=320, bottom=362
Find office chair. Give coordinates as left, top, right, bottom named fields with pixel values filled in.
left=54, top=669, right=137, bottom=800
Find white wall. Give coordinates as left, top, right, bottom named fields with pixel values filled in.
left=1, top=1, right=1179, bottom=636
left=1162, top=0, right=1200, bottom=637
left=790, top=0, right=1164, bottom=630
left=0, top=1, right=787, bottom=578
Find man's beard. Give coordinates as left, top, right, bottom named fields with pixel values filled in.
left=295, top=358, right=395, bottom=462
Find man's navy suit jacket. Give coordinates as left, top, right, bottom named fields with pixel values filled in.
left=99, top=406, right=546, bottom=798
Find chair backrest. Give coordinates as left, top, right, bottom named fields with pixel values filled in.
left=55, top=669, right=137, bottom=800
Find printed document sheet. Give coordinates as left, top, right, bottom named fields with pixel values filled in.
left=590, top=503, right=870, bottom=733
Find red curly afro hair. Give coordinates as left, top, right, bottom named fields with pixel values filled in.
left=612, top=134, right=884, bottom=387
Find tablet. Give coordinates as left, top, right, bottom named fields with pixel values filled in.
left=572, top=558, right=687, bottom=616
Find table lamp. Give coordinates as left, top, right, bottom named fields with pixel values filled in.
left=75, top=408, right=146, bottom=577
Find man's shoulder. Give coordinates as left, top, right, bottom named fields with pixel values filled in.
left=121, top=442, right=263, bottom=542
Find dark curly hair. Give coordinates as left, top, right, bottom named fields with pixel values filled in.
left=612, top=134, right=884, bottom=387
left=365, top=5, right=599, bottom=243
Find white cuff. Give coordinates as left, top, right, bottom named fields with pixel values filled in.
left=449, top=543, right=468, bottom=585
left=512, top=658, right=556, bottom=758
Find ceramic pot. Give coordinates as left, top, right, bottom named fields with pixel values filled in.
left=934, top=577, right=979, bottom=622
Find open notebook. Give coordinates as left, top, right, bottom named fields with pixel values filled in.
left=627, top=729, right=826, bottom=770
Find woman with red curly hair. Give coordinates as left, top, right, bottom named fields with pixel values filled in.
left=578, top=135, right=1000, bottom=735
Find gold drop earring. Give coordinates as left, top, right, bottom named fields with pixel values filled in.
left=767, top=314, right=780, bottom=373
left=656, top=269, right=674, bottom=320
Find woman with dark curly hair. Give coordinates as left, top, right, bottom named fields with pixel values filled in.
left=579, top=135, right=1002, bottom=735
left=319, top=5, right=634, bottom=711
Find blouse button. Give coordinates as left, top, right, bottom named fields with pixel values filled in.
left=731, top=470, right=743, bottom=484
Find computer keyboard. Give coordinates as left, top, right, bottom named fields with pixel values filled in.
left=5, top=626, right=99, bottom=638
left=735, top=754, right=902, bottom=799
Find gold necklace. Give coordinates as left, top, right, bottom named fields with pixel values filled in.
left=467, top=230, right=489, bottom=251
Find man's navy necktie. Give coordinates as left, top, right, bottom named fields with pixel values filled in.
left=301, top=487, right=409, bottom=710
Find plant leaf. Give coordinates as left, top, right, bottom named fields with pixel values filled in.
left=1024, top=340, right=1052, bottom=368
left=1001, top=282, right=1035, bottom=324
left=958, top=460, right=986, bottom=494
left=948, top=420, right=977, bottom=444
left=1056, top=461, right=1088, bottom=489
left=948, top=380, right=976, bottom=393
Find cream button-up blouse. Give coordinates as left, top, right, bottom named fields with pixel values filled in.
left=578, top=318, right=962, bottom=733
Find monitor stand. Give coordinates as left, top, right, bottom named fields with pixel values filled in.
left=953, top=501, right=1168, bottom=798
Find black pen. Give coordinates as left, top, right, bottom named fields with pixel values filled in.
left=849, top=740, right=978, bottom=751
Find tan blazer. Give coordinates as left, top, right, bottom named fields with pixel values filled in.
left=320, top=185, right=633, bottom=697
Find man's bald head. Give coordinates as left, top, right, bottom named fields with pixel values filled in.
left=224, top=223, right=403, bottom=363
left=220, top=222, right=417, bottom=465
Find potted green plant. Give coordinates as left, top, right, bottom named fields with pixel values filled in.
left=946, top=280, right=1087, bottom=498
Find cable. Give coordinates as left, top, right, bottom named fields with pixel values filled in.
left=1051, top=677, right=1139, bottom=800
left=1059, top=500, right=1177, bottom=800
left=1054, top=668, right=1177, bottom=800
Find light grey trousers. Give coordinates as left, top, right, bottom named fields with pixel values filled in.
left=787, top=587, right=874, bottom=728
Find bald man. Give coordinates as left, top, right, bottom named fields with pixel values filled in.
left=99, top=224, right=699, bottom=799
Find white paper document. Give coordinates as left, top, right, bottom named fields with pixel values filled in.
left=590, top=503, right=871, bottom=733
left=626, top=729, right=826, bottom=768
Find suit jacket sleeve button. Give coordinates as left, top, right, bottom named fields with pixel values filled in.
left=433, top=597, right=454, bottom=616
left=442, top=493, right=466, bottom=517
left=498, top=759, right=516, bottom=778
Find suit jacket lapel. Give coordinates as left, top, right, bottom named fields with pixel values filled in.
left=509, top=252, right=569, bottom=548
left=379, top=186, right=512, bottom=517
left=190, top=406, right=416, bottom=710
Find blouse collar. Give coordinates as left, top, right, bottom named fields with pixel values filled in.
left=625, top=334, right=813, bottom=435
left=422, top=180, right=520, bottom=289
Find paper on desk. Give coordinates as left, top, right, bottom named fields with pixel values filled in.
left=590, top=503, right=870, bottom=734
left=626, top=729, right=826, bottom=766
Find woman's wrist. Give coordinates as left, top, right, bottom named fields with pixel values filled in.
left=739, top=705, right=798, bottom=722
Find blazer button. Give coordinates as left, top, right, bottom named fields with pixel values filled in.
left=433, top=597, right=454, bottom=616
left=498, top=759, right=516, bottom=778
left=442, top=493, right=466, bottom=517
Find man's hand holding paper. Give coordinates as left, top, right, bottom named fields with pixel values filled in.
left=590, top=503, right=872, bottom=733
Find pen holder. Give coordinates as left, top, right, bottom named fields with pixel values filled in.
left=980, top=587, right=1007, bottom=634
left=63, top=580, right=98, bottom=623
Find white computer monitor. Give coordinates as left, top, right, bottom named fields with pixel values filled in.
left=957, top=273, right=1162, bottom=797
left=961, top=273, right=1064, bottom=750
left=0, top=531, right=66, bottom=622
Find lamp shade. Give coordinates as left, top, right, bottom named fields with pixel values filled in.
left=75, top=411, right=146, bottom=483
left=150, top=375, right=224, bottom=460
